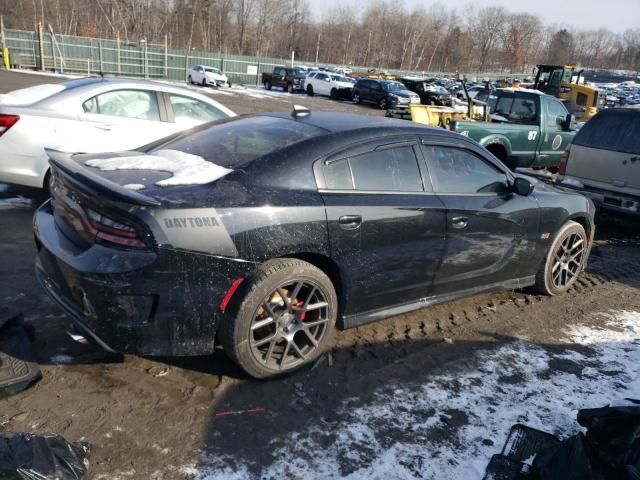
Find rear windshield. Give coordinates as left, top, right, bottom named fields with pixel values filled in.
left=150, top=116, right=326, bottom=168
left=574, top=110, right=640, bottom=154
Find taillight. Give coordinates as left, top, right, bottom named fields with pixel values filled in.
left=64, top=197, right=150, bottom=249
left=0, top=114, right=19, bottom=137
left=84, top=207, right=149, bottom=249
left=558, top=148, right=570, bottom=179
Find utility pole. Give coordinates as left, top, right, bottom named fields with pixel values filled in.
left=37, top=21, right=45, bottom=71
left=315, top=31, right=320, bottom=66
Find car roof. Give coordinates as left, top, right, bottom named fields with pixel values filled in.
left=260, top=111, right=452, bottom=136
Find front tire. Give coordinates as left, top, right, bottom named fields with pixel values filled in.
left=286, top=83, right=294, bottom=94
left=535, top=221, right=587, bottom=295
left=330, top=88, right=338, bottom=99
left=221, top=259, right=337, bottom=379
left=379, top=98, right=388, bottom=110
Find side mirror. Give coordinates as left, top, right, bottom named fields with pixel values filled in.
left=563, top=113, right=575, bottom=131
left=512, top=177, right=534, bottom=196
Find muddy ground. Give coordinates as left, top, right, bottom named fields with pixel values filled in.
left=0, top=70, right=639, bottom=479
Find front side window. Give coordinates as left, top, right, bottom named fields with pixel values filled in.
left=324, top=146, right=424, bottom=192
left=545, top=98, right=569, bottom=128
left=82, top=89, right=160, bottom=121
left=168, top=93, right=226, bottom=126
left=423, top=146, right=508, bottom=194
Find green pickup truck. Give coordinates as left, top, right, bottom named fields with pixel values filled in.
left=452, top=88, right=576, bottom=170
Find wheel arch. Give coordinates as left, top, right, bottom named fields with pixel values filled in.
left=282, top=252, right=345, bottom=317
left=482, top=137, right=511, bottom=161
left=566, top=214, right=592, bottom=239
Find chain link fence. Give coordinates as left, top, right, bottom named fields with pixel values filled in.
left=3, top=28, right=509, bottom=85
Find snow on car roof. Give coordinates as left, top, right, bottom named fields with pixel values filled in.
left=84, top=149, right=233, bottom=187
left=0, top=83, right=66, bottom=105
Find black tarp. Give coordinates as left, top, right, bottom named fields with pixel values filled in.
left=0, top=433, right=91, bottom=480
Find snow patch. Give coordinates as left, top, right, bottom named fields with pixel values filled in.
left=185, top=310, right=640, bottom=480
left=123, top=183, right=146, bottom=190
left=0, top=196, right=32, bottom=209
left=85, top=149, right=233, bottom=187
left=49, top=354, right=74, bottom=364
left=0, top=83, right=66, bottom=105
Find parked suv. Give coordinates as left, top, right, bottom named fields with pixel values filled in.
left=556, top=108, right=640, bottom=216
left=305, top=71, right=354, bottom=99
left=399, top=78, right=453, bottom=106
left=352, top=79, right=420, bottom=110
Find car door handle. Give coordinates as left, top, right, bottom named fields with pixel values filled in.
left=338, top=215, right=362, bottom=229
left=630, top=156, right=639, bottom=163
left=94, top=123, right=112, bottom=131
left=450, top=216, right=468, bottom=229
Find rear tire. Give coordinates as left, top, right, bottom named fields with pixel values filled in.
left=221, top=259, right=337, bottom=379
left=264, top=80, right=271, bottom=90
left=187, top=75, right=193, bottom=84
left=534, top=221, right=587, bottom=295
left=353, top=93, right=361, bottom=104
left=307, top=85, right=314, bottom=96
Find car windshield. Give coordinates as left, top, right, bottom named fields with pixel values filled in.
left=383, top=81, right=403, bottom=92
left=331, top=75, right=351, bottom=83
left=204, top=67, right=221, bottom=74
left=293, top=69, right=306, bottom=76
left=149, top=116, right=325, bottom=168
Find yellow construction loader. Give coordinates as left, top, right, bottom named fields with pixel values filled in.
left=533, top=65, right=604, bottom=121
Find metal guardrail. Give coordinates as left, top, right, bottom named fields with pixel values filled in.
left=3, top=28, right=514, bottom=85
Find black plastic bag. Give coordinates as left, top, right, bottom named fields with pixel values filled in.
left=578, top=401, right=640, bottom=480
left=0, top=433, right=91, bottom=480
left=532, top=432, right=597, bottom=480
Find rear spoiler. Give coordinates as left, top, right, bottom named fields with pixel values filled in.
left=45, top=148, right=161, bottom=207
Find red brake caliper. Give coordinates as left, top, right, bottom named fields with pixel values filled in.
left=295, top=300, right=306, bottom=321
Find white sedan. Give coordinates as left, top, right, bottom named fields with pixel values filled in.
left=304, top=71, right=354, bottom=99
left=0, top=77, right=234, bottom=190
left=187, top=66, right=229, bottom=88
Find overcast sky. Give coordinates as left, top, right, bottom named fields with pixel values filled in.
left=313, top=0, right=640, bottom=33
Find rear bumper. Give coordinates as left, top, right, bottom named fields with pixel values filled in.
left=34, top=201, right=256, bottom=356
left=557, top=178, right=640, bottom=216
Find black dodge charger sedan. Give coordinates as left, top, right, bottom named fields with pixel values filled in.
left=34, top=109, right=595, bottom=378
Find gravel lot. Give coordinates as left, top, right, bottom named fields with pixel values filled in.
left=1, top=70, right=639, bottom=479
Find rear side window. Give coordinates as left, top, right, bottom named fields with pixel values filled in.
left=574, top=111, right=640, bottom=154
left=493, top=94, right=538, bottom=125
left=167, top=93, right=226, bottom=126
left=153, top=116, right=325, bottom=168
left=324, top=146, right=424, bottom=192
left=82, top=89, right=160, bottom=121
left=422, top=146, right=508, bottom=194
